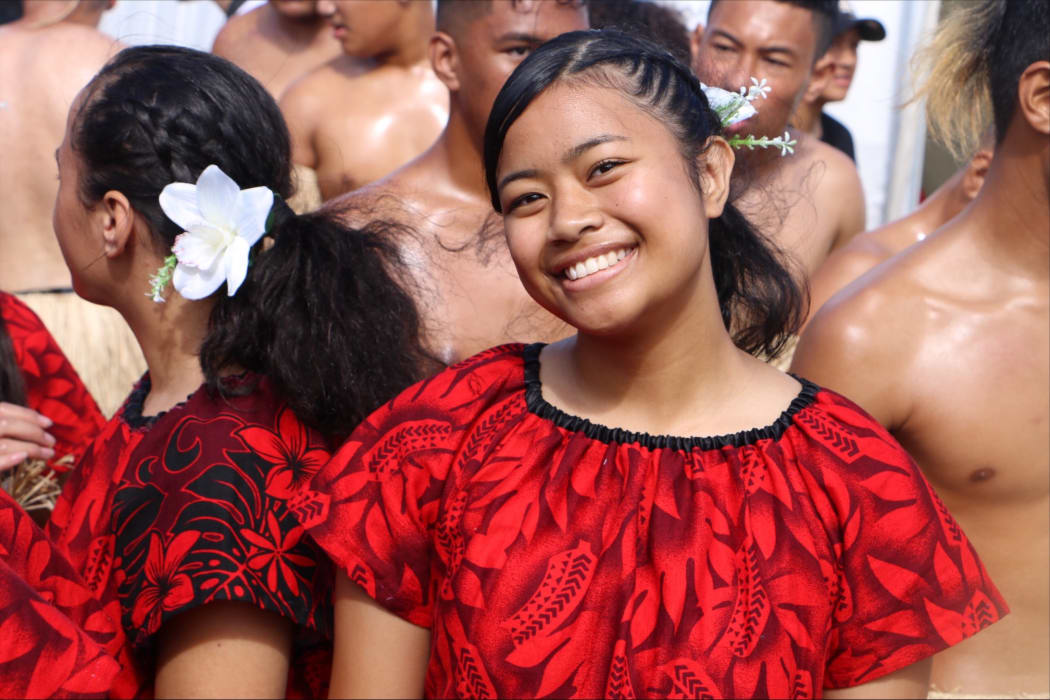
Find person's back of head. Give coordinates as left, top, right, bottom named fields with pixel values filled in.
left=588, top=0, right=691, bottom=67
left=913, top=0, right=1050, bottom=159
left=72, top=46, right=425, bottom=443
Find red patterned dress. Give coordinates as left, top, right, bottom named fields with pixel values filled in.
left=0, top=488, right=123, bottom=698
left=47, top=375, right=334, bottom=698
left=1, top=291, right=105, bottom=468
left=298, top=343, right=1007, bottom=699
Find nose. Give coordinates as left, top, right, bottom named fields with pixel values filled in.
left=549, top=182, right=603, bottom=243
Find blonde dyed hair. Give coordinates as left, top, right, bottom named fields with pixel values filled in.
left=909, top=0, right=1002, bottom=160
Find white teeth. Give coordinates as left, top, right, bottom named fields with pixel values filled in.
left=563, top=248, right=632, bottom=281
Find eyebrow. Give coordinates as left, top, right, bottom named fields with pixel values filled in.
left=497, top=134, right=628, bottom=193
left=710, top=29, right=798, bottom=59
left=495, top=31, right=544, bottom=44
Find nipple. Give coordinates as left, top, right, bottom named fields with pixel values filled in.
left=969, top=467, right=997, bottom=483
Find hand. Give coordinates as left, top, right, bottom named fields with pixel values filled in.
left=0, top=402, right=56, bottom=472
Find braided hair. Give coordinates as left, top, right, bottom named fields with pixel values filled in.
left=71, top=46, right=427, bottom=445
left=483, top=29, right=804, bottom=359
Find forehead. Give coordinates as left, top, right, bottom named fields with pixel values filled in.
left=476, top=0, right=588, bottom=40
left=708, top=0, right=816, bottom=54
left=500, top=83, right=665, bottom=169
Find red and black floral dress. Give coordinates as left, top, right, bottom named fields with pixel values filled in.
left=1, top=291, right=105, bottom=468
left=297, top=343, right=1008, bottom=699
left=47, top=375, right=334, bottom=698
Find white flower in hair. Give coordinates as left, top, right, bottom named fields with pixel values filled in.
left=157, top=164, right=275, bottom=301
left=700, top=82, right=757, bottom=127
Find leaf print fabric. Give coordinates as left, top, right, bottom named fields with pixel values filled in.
left=1, top=292, right=105, bottom=468
left=47, top=377, right=333, bottom=698
left=301, top=343, right=1007, bottom=699
left=0, top=488, right=122, bottom=698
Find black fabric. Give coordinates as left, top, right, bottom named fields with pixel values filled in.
left=820, top=112, right=856, bottom=162
left=522, top=343, right=819, bottom=452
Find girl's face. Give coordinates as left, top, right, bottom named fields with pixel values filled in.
left=495, top=82, right=732, bottom=338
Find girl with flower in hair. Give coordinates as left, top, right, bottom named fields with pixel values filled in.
left=45, top=45, right=428, bottom=697
left=299, top=30, right=1006, bottom=698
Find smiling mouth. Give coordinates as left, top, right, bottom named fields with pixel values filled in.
left=563, top=247, right=634, bottom=281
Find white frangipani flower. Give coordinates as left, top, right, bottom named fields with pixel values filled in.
left=700, top=82, right=757, bottom=127
left=157, top=165, right=274, bottom=300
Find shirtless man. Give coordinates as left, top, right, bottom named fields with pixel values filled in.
left=329, top=0, right=588, bottom=365
left=692, top=0, right=865, bottom=282
left=0, top=1, right=144, bottom=417
left=280, top=0, right=449, bottom=202
left=212, top=0, right=342, bottom=100
left=806, top=141, right=993, bottom=323
left=793, top=1, right=1049, bottom=695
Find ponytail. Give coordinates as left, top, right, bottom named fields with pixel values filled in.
left=201, top=211, right=426, bottom=444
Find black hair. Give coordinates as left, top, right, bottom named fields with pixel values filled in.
left=709, top=0, right=836, bottom=60
left=986, top=0, right=1049, bottom=141
left=483, top=30, right=804, bottom=359
left=0, top=318, right=27, bottom=405
left=72, top=45, right=427, bottom=445
left=588, top=0, right=691, bottom=67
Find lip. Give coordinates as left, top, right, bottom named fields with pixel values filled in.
left=552, top=244, right=637, bottom=292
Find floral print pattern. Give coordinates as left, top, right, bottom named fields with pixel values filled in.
left=48, top=377, right=333, bottom=698
left=1, top=292, right=104, bottom=468
left=299, top=344, right=1007, bottom=699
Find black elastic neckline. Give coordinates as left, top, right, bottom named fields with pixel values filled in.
left=522, top=343, right=819, bottom=452
left=120, top=374, right=197, bottom=431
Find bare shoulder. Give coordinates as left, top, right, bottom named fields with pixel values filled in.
left=211, top=6, right=259, bottom=54
left=806, top=232, right=895, bottom=320
left=280, top=55, right=363, bottom=111
left=325, top=171, right=420, bottom=229
left=35, top=23, right=123, bottom=63
left=792, top=249, right=924, bottom=427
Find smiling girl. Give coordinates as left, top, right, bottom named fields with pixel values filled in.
left=300, top=31, right=1006, bottom=699
left=42, top=45, right=427, bottom=697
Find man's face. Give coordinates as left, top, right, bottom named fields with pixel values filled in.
left=820, top=28, right=860, bottom=102
left=318, top=0, right=404, bottom=57
left=454, top=0, right=589, bottom=140
left=695, top=0, right=819, bottom=138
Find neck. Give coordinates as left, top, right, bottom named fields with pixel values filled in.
left=793, top=99, right=824, bottom=137
left=566, top=274, right=747, bottom=417
left=374, top=8, right=432, bottom=67
left=963, top=132, right=1049, bottom=278
left=430, top=107, right=487, bottom=197
left=913, top=173, right=968, bottom=233
left=20, top=1, right=101, bottom=28
left=117, top=291, right=211, bottom=411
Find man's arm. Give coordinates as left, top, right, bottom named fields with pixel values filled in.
left=279, top=74, right=322, bottom=171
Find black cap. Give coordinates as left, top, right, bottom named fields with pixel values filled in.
left=832, top=2, right=886, bottom=42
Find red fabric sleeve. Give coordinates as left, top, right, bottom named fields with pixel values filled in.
left=0, top=489, right=123, bottom=698
left=802, top=393, right=1009, bottom=689
left=295, top=346, right=523, bottom=629
left=1, top=293, right=105, bottom=469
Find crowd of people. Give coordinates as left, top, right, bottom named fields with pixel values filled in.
left=0, top=0, right=1046, bottom=698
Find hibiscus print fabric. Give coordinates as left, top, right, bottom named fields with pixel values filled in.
left=47, top=375, right=333, bottom=698
left=299, top=343, right=1007, bottom=699
left=1, top=292, right=105, bottom=469
left=0, top=488, right=123, bottom=698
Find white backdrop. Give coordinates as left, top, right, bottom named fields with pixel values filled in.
left=97, top=0, right=938, bottom=228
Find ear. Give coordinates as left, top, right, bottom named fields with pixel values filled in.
left=1017, top=60, right=1050, bottom=136
left=803, top=54, right=833, bottom=103
left=689, top=23, right=705, bottom=75
left=961, top=148, right=993, bottom=200
left=698, top=137, right=734, bottom=219
left=429, top=31, right=460, bottom=92
left=96, top=190, right=135, bottom=259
